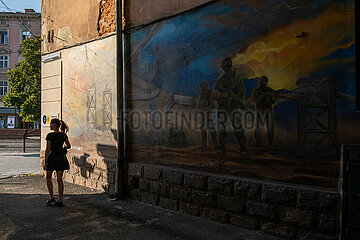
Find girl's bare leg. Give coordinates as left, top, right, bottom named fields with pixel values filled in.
left=46, top=171, right=54, bottom=198
left=56, top=171, right=64, bottom=202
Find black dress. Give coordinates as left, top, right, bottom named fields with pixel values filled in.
left=44, top=132, right=70, bottom=171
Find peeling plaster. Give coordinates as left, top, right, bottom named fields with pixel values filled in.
left=57, top=26, right=73, bottom=47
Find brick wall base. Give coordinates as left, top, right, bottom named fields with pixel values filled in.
left=40, top=151, right=117, bottom=194
left=127, top=163, right=340, bottom=240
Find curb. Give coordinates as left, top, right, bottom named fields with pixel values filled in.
left=0, top=175, right=11, bottom=180
left=0, top=173, right=40, bottom=180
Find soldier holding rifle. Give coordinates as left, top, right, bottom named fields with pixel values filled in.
left=250, top=76, right=278, bottom=146
left=213, top=57, right=247, bottom=153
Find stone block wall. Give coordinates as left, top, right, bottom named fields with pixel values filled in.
left=127, top=163, right=339, bottom=240
left=40, top=151, right=117, bottom=193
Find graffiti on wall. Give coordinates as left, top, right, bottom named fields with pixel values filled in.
left=62, top=36, right=117, bottom=156
left=127, top=0, right=358, bottom=188
left=68, top=71, right=87, bottom=94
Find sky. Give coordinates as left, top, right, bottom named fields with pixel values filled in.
left=0, top=0, right=41, bottom=13
left=133, top=0, right=355, bottom=97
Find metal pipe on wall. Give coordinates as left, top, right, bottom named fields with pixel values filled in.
left=356, top=0, right=360, bottom=111
left=115, top=0, right=125, bottom=198
left=61, top=61, right=63, bottom=119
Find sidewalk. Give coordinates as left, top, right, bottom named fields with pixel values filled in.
left=0, top=175, right=280, bottom=240
left=0, top=138, right=40, bottom=153
left=0, top=152, right=40, bottom=179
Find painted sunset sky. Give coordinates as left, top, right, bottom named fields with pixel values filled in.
left=128, top=0, right=358, bottom=140
left=130, top=0, right=355, bottom=96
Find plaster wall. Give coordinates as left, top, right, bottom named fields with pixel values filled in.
left=126, top=0, right=213, bottom=28
left=40, top=36, right=117, bottom=154
left=40, top=35, right=117, bottom=194
left=41, top=0, right=214, bottom=54
left=41, top=59, right=61, bottom=149
left=41, top=0, right=101, bottom=53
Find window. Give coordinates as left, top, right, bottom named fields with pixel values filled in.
left=0, top=55, right=9, bottom=68
left=21, top=31, right=31, bottom=41
left=18, top=54, right=24, bottom=62
left=0, top=30, right=8, bottom=44
left=0, top=19, right=7, bottom=25
left=22, top=20, right=29, bottom=26
left=0, top=80, right=8, bottom=96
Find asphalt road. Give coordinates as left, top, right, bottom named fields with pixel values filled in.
left=0, top=153, right=279, bottom=240
left=0, top=175, right=279, bottom=240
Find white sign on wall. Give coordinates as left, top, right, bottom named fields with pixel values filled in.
left=42, top=114, right=59, bottom=126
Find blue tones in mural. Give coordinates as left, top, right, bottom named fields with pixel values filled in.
left=127, top=0, right=357, bottom=188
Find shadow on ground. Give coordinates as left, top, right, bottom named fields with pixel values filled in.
left=0, top=175, right=279, bottom=240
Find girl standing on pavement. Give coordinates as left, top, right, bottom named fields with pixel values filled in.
left=44, top=118, right=71, bottom=206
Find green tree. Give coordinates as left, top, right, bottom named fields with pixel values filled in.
left=3, top=35, right=41, bottom=122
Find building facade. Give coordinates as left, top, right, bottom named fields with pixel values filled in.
left=0, top=9, right=41, bottom=129
left=41, top=0, right=359, bottom=239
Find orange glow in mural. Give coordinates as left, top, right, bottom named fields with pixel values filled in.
left=233, top=8, right=355, bottom=90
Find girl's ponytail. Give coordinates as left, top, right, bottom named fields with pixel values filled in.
left=60, top=120, right=69, bottom=133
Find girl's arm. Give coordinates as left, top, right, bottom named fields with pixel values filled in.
left=45, top=140, right=51, bottom=164
left=64, top=138, right=71, bottom=149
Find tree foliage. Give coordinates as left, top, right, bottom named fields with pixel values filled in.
left=3, top=35, right=41, bottom=122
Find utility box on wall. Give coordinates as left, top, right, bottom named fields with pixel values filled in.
left=340, top=145, right=360, bottom=239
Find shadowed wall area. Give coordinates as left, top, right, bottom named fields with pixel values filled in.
left=125, top=0, right=358, bottom=189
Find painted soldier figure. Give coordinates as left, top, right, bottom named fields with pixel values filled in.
left=251, top=76, right=276, bottom=146
left=213, top=57, right=246, bottom=153
left=196, top=81, right=219, bottom=150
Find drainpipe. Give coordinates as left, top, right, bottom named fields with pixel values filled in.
left=115, top=0, right=125, bottom=198
left=356, top=0, right=360, bottom=112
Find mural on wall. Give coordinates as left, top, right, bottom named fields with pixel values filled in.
left=127, top=0, right=358, bottom=188
left=62, top=36, right=117, bottom=156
